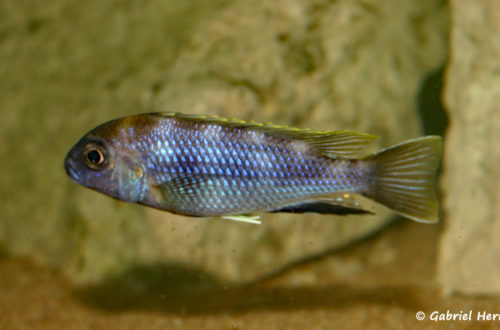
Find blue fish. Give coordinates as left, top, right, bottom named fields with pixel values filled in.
left=64, top=113, right=442, bottom=224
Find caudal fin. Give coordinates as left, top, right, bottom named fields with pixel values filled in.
left=364, top=136, right=442, bottom=223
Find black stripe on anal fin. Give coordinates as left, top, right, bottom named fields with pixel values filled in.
left=270, top=201, right=373, bottom=215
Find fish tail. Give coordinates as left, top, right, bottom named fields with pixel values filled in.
left=363, top=136, right=442, bottom=223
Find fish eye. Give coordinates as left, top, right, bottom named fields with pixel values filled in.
left=86, top=149, right=103, bottom=164
left=83, top=143, right=108, bottom=169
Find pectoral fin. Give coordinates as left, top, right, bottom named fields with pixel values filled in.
left=152, top=174, right=226, bottom=217
left=158, top=174, right=220, bottom=197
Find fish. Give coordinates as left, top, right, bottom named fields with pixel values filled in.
left=64, top=112, right=442, bottom=224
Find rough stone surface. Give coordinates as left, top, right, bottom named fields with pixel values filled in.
left=0, top=0, right=447, bottom=284
left=438, top=0, right=500, bottom=296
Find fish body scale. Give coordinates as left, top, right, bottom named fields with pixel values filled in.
left=137, top=119, right=363, bottom=216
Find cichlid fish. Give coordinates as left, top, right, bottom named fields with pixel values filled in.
left=64, top=113, right=442, bottom=224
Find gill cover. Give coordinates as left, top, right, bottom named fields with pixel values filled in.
left=115, top=159, right=147, bottom=203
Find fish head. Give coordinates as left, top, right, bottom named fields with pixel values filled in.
left=64, top=118, right=148, bottom=203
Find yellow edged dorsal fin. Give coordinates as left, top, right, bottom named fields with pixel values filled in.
left=157, top=112, right=378, bottom=158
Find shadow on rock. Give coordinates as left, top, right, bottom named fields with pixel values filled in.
left=73, top=262, right=424, bottom=315
left=417, top=65, right=448, bottom=136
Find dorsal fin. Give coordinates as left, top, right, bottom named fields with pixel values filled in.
left=156, top=112, right=378, bottom=158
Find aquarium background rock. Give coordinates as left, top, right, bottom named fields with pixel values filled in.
left=438, top=0, right=500, bottom=296
left=0, top=0, right=447, bottom=284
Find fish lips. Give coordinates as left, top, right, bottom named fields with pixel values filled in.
left=64, top=149, right=82, bottom=184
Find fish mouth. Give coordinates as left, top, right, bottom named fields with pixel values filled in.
left=64, top=156, right=80, bottom=183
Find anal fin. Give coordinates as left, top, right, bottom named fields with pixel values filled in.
left=270, top=194, right=373, bottom=216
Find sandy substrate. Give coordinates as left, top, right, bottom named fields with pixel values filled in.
left=1, top=220, right=499, bottom=330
